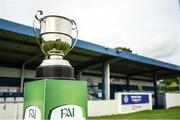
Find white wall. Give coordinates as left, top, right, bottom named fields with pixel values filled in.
left=82, top=74, right=153, bottom=87
left=0, top=92, right=152, bottom=119
left=0, top=67, right=36, bottom=78
left=0, top=97, right=23, bottom=120
left=88, top=92, right=152, bottom=117
left=1, top=100, right=117, bottom=119
left=0, top=87, right=19, bottom=92
left=165, top=93, right=180, bottom=109
left=88, top=100, right=118, bottom=117
left=1, top=93, right=180, bottom=119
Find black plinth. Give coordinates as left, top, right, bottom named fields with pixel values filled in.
left=36, top=65, right=74, bottom=80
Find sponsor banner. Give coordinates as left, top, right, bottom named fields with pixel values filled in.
left=121, top=104, right=150, bottom=113
left=122, top=94, right=149, bottom=105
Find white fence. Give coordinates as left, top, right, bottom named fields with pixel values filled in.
left=88, top=100, right=118, bottom=117
left=88, top=92, right=152, bottom=117
left=2, top=93, right=152, bottom=118
left=165, top=93, right=180, bottom=109
left=1, top=93, right=180, bottom=119
left=0, top=97, right=23, bottom=120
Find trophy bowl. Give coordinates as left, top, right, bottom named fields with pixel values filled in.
left=40, top=15, right=75, bottom=56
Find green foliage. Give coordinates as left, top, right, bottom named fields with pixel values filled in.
left=163, top=79, right=179, bottom=85
left=158, top=78, right=180, bottom=93
left=115, top=46, right=132, bottom=53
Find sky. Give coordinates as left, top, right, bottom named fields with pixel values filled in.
left=0, top=0, right=180, bottom=65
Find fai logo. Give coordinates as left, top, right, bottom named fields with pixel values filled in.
left=50, top=105, right=85, bottom=120
left=24, top=106, right=41, bottom=120
left=124, top=95, right=129, bottom=103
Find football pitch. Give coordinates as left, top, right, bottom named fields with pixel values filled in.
left=89, top=107, right=180, bottom=119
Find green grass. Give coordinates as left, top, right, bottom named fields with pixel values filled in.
left=89, top=107, right=180, bottom=119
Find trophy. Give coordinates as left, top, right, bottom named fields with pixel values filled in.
left=24, top=10, right=87, bottom=120
left=33, top=10, right=78, bottom=79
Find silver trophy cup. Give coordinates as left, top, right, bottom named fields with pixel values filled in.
left=33, top=10, right=78, bottom=79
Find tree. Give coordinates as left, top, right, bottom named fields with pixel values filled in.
left=115, top=46, right=133, bottom=53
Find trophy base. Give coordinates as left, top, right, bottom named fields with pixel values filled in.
left=36, top=65, right=74, bottom=80
left=36, top=55, right=74, bottom=80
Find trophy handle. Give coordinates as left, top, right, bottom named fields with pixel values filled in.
left=69, top=20, right=78, bottom=52
left=33, top=10, right=44, bottom=49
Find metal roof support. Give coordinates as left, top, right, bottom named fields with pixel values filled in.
left=83, top=70, right=153, bottom=82
left=75, top=55, right=121, bottom=73
left=20, top=54, right=41, bottom=93
left=102, top=61, right=110, bottom=100
left=102, top=63, right=105, bottom=100
left=76, top=71, right=82, bottom=80
left=178, top=77, right=180, bottom=92
left=20, top=64, right=25, bottom=93
left=128, top=68, right=163, bottom=77
left=0, top=47, right=35, bottom=56
left=126, top=76, right=130, bottom=92
left=0, top=36, right=38, bottom=47
left=75, top=56, right=114, bottom=72
left=153, top=71, right=159, bottom=109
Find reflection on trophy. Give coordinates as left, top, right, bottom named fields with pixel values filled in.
left=33, top=10, right=78, bottom=79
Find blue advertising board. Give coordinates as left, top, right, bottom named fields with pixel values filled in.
left=122, top=94, right=149, bottom=105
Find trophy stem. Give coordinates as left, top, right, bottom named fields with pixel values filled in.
left=47, top=52, right=63, bottom=60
